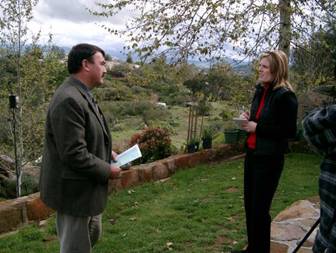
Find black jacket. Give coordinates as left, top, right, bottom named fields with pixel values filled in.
left=247, top=84, right=298, bottom=156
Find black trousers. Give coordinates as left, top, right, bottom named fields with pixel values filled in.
left=244, top=152, right=284, bottom=253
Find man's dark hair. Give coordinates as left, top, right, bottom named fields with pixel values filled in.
left=67, top=43, right=105, bottom=74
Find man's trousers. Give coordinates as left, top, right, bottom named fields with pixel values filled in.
left=56, top=212, right=102, bottom=253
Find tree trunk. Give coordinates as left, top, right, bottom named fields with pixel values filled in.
left=279, top=0, right=291, bottom=57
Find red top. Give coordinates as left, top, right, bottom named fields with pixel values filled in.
left=246, top=86, right=269, bottom=149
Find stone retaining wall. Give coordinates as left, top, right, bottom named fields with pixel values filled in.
left=270, top=197, right=320, bottom=253
left=0, top=144, right=242, bottom=235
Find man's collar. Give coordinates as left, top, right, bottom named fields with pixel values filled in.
left=69, top=76, right=92, bottom=95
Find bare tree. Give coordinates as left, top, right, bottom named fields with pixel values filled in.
left=90, top=0, right=334, bottom=62
left=0, top=0, right=38, bottom=197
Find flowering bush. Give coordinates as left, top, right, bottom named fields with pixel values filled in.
left=129, top=127, right=172, bottom=163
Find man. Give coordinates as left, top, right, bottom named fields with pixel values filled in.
left=303, top=103, right=336, bottom=253
left=39, top=43, right=121, bottom=253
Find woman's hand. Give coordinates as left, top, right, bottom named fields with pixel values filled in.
left=242, top=121, right=257, bottom=133
left=240, top=111, right=250, bottom=120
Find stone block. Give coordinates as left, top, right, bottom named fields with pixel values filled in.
left=137, top=164, right=153, bottom=183
left=199, top=148, right=216, bottom=161
left=274, top=200, right=320, bottom=221
left=306, top=196, right=320, bottom=206
left=297, top=248, right=313, bottom=253
left=174, top=154, right=191, bottom=169
left=187, top=152, right=204, bottom=167
left=108, top=178, right=122, bottom=193
left=0, top=198, right=27, bottom=233
left=162, top=158, right=176, bottom=176
left=270, top=241, right=289, bottom=253
left=213, top=144, right=242, bottom=161
left=152, top=163, right=169, bottom=180
left=302, top=240, right=314, bottom=248
left=298, top=218, right=320, bottom=231
left=26, top=193, right=54, bottom=221
left=271, top=222, right=306, bottom=241
left=198, top=151, right=210, bottom=162
left=120, top=169, right=139, bottom=189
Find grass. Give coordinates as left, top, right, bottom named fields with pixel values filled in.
left=111, top=105, right=191, bottom=151
left=111, top=102, right=229, bottom=151
left=0, top=153, right=321, bottom=253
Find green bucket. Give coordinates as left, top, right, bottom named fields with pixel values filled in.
left=224, top=129, right=240, bottom=144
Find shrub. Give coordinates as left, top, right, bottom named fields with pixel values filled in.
left=20, top=173, right=39, bottom=196
left=0, top=173, right=39, bottom=199
left=148, top=120, right=176, bottom=135
left=207, top=119, right=224, bottom=133
left=129, top=127, right=172, bottom=164
left=0, top=178, right=16, bottom=198
left=219, top=109, right=233, bottom=121
left=165, top=89, right=190, bottom=106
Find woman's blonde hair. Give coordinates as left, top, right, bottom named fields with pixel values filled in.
left=259, top=50, right=294, bottom=91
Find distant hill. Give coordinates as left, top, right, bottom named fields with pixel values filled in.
left=232, top=62, right=252, bottom=75
left=57, top=44, right=252, bottom=74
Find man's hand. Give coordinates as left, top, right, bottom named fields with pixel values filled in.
left=110, top=165, right=121, bottom=179
left=111, top=150, right=118, bottom=163
left=120, top=162, right=131, bottom=170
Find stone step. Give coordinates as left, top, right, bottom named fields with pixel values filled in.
left=271, top=198, right=320, bottom=253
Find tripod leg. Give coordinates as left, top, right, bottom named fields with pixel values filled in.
left=292, top=218, right=320, bottom=253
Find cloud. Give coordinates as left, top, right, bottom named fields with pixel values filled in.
left=27, top=0, right=133, bottom=52
left=34, top=0, right=101, bottom=23
left=33, top=0, right=132, bottom=25
left=28, top=18, right=124, bottom=47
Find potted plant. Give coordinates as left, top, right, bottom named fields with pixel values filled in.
left=238, top=128, right=248, bottom=144
left=186, top=138, right=200, bottom=153
left=223, top=120, right=240, bottom=144
left=201, top=128, right=213, bottom=149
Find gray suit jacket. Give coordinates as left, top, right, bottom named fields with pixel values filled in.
left=40, top=76, right=112, bottom=216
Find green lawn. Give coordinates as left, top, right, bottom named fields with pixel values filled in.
left=110, top=105, right=191, bottom=151
left=0, top=153, right=321, bottom=253
left=110, top=102, right=229, bottom=151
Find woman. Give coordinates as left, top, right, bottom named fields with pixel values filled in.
left=233, top=50, right=298, bottom=253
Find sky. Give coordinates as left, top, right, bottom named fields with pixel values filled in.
left=27, top=0, right=131, bottom=58
left=27, top=0, right=242, bottom=62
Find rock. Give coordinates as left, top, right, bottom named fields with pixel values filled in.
left=0, top=155, right=15, bottom=179
left=152, top=163, right=169, bottom=180
left=0, top=155, right=40, bottom=199
left=22, top=164, right=40, bottom=178
left=297, top=248, right=313, bottom=253
left=270, top=198, right=321, bottom=253
left=271, top=241, right=289, bottom=253
left=271, top=223, right=306, bottom=241
left=274, top=200, right=319, bottom=221
left=302, top=240, right=314, bottom=248
left=38, top=220, right=47, bottom=227
left=297, top=218, right=320, bottom=231
left=0, top=155, right=19, bottom=199
left=0, top=155, right=15, bottom=169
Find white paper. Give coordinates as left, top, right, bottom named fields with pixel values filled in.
left=111, top=144, right=142, bottom=167
left=233, top=117, right=248, bottom=130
